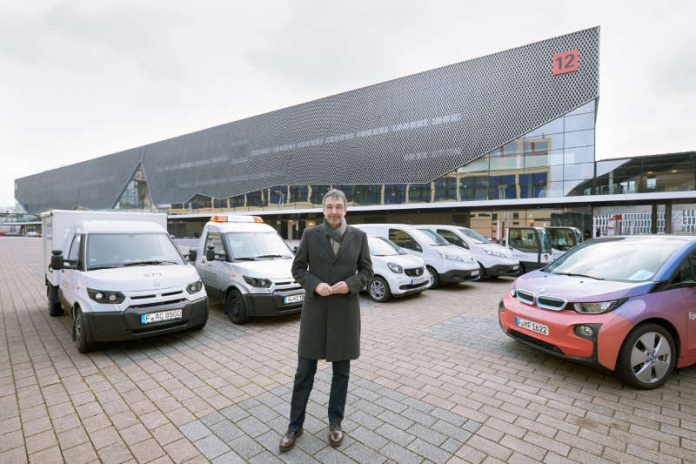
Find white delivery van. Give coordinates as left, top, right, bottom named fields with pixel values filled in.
left=418, top=225, right=520, bottom=278
left=354, top=224, right=479, bottom=288
left=43, top=210, right=208, bottom=353
left=545, top=226, right=584, bottom=259
left=194, top=215, right=304, bottom=324
left=365, top=236, right=430, bottom=302
left=504, top=226, right=553, bottom=274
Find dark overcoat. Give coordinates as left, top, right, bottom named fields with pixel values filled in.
left=291, top=224, right=373, bottom=361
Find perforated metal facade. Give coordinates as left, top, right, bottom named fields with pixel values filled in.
left=16, top=27, right=599, bottom=214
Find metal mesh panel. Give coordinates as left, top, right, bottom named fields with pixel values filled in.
left=16, top=27, right=599, bottom=212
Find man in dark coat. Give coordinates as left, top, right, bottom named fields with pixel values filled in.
left=279, top=189, right=373, bottom=452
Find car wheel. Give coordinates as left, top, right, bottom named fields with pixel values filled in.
left=616, top=323, right=676, bottom=390
left=368, top=276, right=391, bottom=302
left=73, top=307, right=95, bottom=353
left=427, top=266, right=440, bottom=289
left=47, top=284, right=63, bottom=317
left=225, top=288, right=248, bottom=324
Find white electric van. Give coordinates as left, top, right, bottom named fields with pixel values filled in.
left=418, top=225, right=520, bottom=278
left=43, top=210, right=208, bottom=353
left=194, top=215, right=303, bottom=324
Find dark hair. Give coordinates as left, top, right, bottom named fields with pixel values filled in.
left=322, top=188, right=347, bottom=206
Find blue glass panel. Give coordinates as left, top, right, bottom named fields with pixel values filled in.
left=384, top=184, right=406, bottom=204
left=564, top=129, right=594, bottom=148
left=565, top=100, right=595, bottom=116
left=525, top=116, right=564, bottom=137
left=564, top=145, right=594, bottom=164
left=564, top=112, right=595, bottom=132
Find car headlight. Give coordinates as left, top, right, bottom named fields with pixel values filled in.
left=387, top=262, right=403, bottom=273
left=243, top=275, right=272, bottom=288
left=509, top=287, right=516, bottom=298
left=573, top=299, right=625, bottom=314
left=186, top=281, right=203, bottom=294
left=87, top=288, right=125, bottom=304
left=445, top=254, right=465, bottom=262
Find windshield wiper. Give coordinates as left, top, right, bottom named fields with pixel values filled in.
left=555, top=272, right=605, bottom=280
left=122, top=260, right=179, bottom=266
left=255, top=254, right=291, bottom=259
left=234, top=257, right=257, bottom=261
left=88, top=265, right=119, bottom=270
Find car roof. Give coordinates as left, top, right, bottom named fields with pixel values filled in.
left=206, top=222, right=276, bottom=233
left=75, top=220, right=166, bottom=234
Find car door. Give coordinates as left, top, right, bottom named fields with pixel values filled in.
left=61, top=233, right=82, bottom=307
left=670, top=252, right=696, bottom=361
left=198, top=231, right=225, bottom=293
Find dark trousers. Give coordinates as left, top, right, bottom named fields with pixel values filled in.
left=288, top=357, right=350, bottom=432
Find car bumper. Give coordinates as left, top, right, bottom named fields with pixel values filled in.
left=498, top=294, right=631, bottom=371
left=440, top=268, right=480, bottom=284
left=392, top=277, right=430, bottom=296
left=485, top=263, right=521, bottom=277
left=86, top=297, right=209, bottom=342
left=244, top=290, right=303, bottom=317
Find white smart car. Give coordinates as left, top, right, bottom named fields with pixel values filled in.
left=364, top=236, right=431, bottom=302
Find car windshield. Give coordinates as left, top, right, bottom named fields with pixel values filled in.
left=547, top=228, right=579, bottom=251
left=459, top=228, right=488, bottom=244
left=545, top=238, right=684, bottom=282
left=369, top=237, right=403, bottom=256
left=86, top=233, right=183, bottom=270
left=417, top=229, right=449, bottom=246
left=225, top=232, right=294, bottom=260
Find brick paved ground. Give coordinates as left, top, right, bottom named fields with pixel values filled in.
left=1, top=237, right=695, bottom=463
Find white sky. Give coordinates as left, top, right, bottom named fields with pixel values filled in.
left=2, top=0, right=695, bottom=207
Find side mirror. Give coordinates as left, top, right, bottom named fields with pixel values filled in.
left=206, top=246, right=216, bottom=261
left=51, top=251, right=64, bottom=271
left=188, top=249, right=197, bottom=262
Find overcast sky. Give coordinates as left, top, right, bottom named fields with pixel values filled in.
left=2, top=0, right=695, bottom=207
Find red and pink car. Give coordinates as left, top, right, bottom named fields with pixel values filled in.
left=499, top=235, right=696, bottom=389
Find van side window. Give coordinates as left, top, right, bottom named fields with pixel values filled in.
left=389, top=229, right=422, bottom=252
left=68, top=234, right=82, bottom=265
left=437, top=230, right=467, bottom=248
left=205, top=233, right=226, bottom=259
left=671, top=252, right=696, bottom=285
left=508, top=229, right=538, bottom=253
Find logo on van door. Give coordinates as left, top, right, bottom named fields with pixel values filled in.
left=143, top=272, right=163, bottom=278
left=689, top=312, right=696, bottom=321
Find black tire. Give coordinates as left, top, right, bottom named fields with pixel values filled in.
left=519, top=264, right=526, bottom=275
left=46, top=283, right=63, bottom=317
left=427, top=266, right=440, bottom=289
left=73, top=307, right=95, bottom=353
left=616, top=323, right=676, bottom=390
left=477, top=263, right=487, bottom=280
left=368, top=276, right=391, bottom=302
left=225, top=288, right=248, bottom=324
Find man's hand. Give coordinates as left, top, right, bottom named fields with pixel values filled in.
left=330, top=281, right=350, bottom=295
left=315, top=282, right=332, bottom=297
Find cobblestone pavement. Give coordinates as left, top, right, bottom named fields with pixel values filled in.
left=1, top=237, right=695, bottom=464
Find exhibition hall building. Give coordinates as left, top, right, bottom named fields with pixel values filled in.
left=14, top=27, right=696, bottom=239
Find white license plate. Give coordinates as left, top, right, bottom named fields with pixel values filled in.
left=411, top=276, right=428, bottom=285
left=141, top=309, right=183, bottom=325
left=515, top=316, right=549, bottom=336
left=471, top=270, right=480, bottom=276
left=512, top=265, right=519, bottom=270
left=284, top=294, right=304, bottom=304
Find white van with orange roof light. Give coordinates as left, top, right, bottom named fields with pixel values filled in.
left=194, top=214, right=303, bottom=324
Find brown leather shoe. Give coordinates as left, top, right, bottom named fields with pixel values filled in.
left=329, top=424, right=343, bottom=447
left=279, top=428, right=303, bottom=452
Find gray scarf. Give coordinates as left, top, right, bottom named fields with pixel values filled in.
left=322, top=219, right=347, bottom=255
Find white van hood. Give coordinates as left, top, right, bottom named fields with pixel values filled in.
left=373, top=253, right=425, bottom=268
left=483, top=242, right=515, bottom=259
left=233, top=259, right=295, bottom=280
left=83, top=265, right=199, bottom=292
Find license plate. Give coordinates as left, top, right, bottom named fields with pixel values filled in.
left=411, top=276, right=428, bottom=285
left=515, top=316, right=549, bottom=336
left=512, top=265, right=519, bottom=270
left=471, top=270, right=479, bottom=276
left=141, top=309, right=183, bottom=325
left=284, top=294, right=304, bottom=304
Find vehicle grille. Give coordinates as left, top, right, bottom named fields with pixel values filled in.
left=516, top=290, right=535, bottom=306
left=130, top=299, right=186, bottom=309
left=537, top=296, right=567, bottom=311
left=509, top=329, right=562, bottom=354
left=274, top=280, right=302, bottom=291
left=404, top=267, right=425, bottom=277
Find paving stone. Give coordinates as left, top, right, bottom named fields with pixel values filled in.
left=193, top=434, right=230, bottom=460
left=180, top=421, right=211, bottom=442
